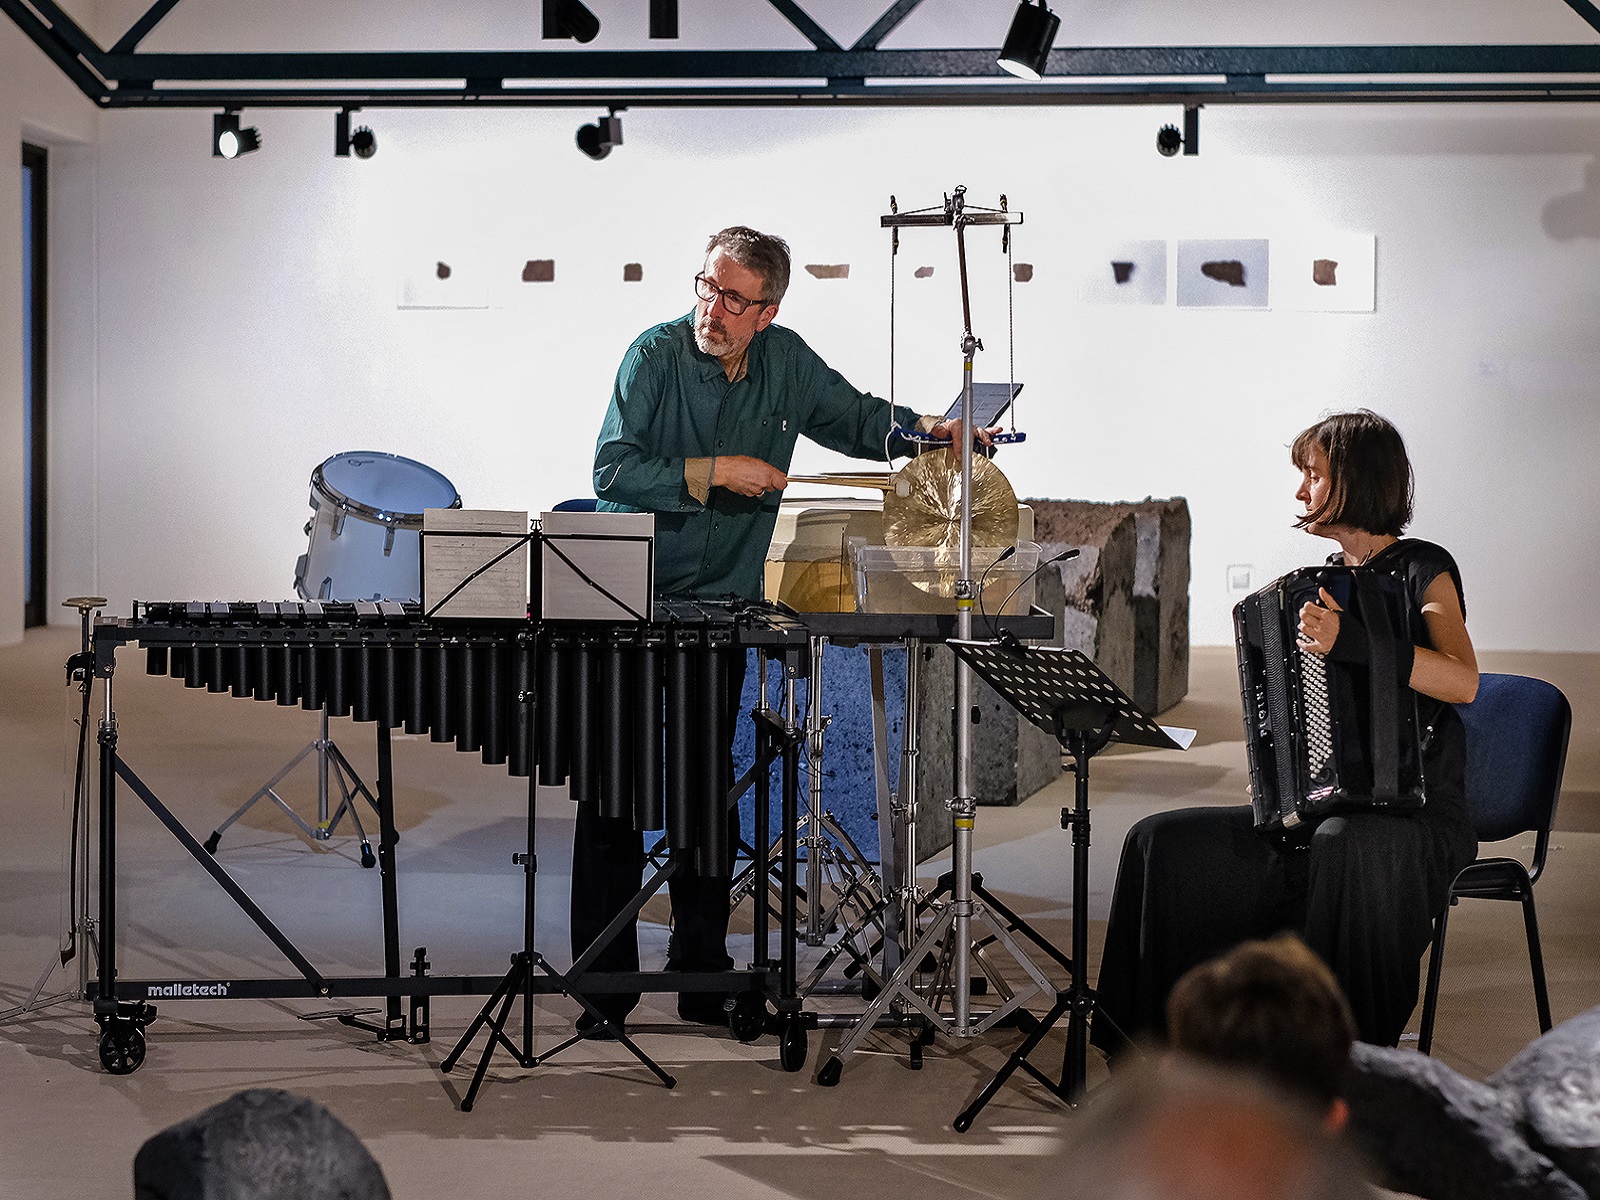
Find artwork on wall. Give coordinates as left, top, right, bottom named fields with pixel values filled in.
left=391, top=234, right=1373, bottom=313
left=1079, top=239, right=1167, bottom=305
left=1176, top=239, right=1270, bottom=308
left=1272, top=232, right=1376, bottom=312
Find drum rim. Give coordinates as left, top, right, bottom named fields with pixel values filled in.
left=311, top=450, right=462, bottom=528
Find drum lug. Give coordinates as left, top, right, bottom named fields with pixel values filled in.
left=384, top=526, right=396, bottom=557
left=333, top=507, right=348, bottom=538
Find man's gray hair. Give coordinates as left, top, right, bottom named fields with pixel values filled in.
left=705, top=226, right=791, bottom=307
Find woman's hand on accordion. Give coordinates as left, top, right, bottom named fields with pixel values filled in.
left=1297, top=587, right=1343, bottom=655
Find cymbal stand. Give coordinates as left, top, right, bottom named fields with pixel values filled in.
left=204, top=707, right=377, bottom=868
left=730, top=640, right=887, bottom=993
left=819, top=187, right=1051, bottom=1087
left=0, top=597, right=106, bottom=1024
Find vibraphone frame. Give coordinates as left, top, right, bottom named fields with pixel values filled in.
left=82, top=599, right=811, bottom=1087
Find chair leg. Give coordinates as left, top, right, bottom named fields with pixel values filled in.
left=1417, top=903, right=1452, bottom=1056
left=1520, top=890, right=1554, bottom=1035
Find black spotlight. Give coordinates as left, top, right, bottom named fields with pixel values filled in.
left=997, top=0, right=1060, bottom=81
left=543, top=0, right=600, bottom=42
left=577, top=113, right=623, bottom=160
left=1157, top=105, right=1201, bottom=157
left=335, top=108, right=377, bottom=159
left=212, top=110, right=260, bottom=159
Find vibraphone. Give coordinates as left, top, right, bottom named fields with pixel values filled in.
left=83, top=597, right=810, bottom=1077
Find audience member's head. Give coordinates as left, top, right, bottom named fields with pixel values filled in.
left=1042, top=1059, right=1371, bottom=1200
left=1166, top=933, right=1357, bottom=1130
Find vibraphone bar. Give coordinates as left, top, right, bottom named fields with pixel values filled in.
left=83, top=598, right=810, bottom=1076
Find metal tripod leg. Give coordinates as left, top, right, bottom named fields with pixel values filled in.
left=205, top=709, right=376, bottom=866
left=817, top=887, right=1054, bottom=1085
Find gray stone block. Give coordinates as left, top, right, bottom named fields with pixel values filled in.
left=1026, top=497, right=1191, bottom=717
left=1491, top=1004, right=1600, bottom=1196
left=916, top=643, right=1061, bottom=816
left=134, top=1088, right=390, bottom=1200
left=1346, top=1043, right=1586, bottom=1200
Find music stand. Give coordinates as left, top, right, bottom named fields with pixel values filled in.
left=944, top=639, right=1187, bottom=1131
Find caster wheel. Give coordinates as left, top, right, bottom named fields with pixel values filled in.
left=778, top=1022, right=807, bottom=1072
left=203, top=832, right=221, bottom=856
left=99, top=1025, right=145, bottom=1075
left=359, top=845, right=376, bottom=870
left=730, top=995, right=766, bottom=1044
left=816, top=1056, right=842, bottom=1087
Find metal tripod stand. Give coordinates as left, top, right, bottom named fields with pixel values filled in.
left=729, top=635, right=890, bottom=997
left=818, top=186, right=1056, bottom=1086
left=0, top=597, right=106, bottom=1025
left=204, top=708, right=377, bottom=867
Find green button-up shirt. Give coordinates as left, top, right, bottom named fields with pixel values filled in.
left=594, top=313, right=920, bottom=600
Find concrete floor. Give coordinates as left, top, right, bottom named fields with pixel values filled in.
left=0, top=626, right=1595, bottom=1199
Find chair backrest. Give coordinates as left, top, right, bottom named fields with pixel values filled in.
left=551, top=498, right=599, bottom=512
left=1453, top=673, right=1571, bottom=857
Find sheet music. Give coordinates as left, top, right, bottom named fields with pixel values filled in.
left=422, top=508, right=529, bottom=619
left=540, top=510, right=654, bottom=622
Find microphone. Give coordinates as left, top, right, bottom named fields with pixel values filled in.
left=981, top=545, right=1081, bottom=639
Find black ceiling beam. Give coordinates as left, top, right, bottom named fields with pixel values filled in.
left=0, top=0, right=109, bottom=97
left=852, top=0, right=924, bottom=53
left=16, top=0, right=104, bottom=62
left=7, top=0, right=1600, bottom=111
left=1563, top=0, right=1600, bottom=37
left=110, top=0, right=183, bottom=55
left=764, top=0, right=841, bottom=52
left=89, top=44, right=1600, bottom=82
left=89, top=80, right=1600, bottom=110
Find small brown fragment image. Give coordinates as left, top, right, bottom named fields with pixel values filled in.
left=1312, top=259, right=1339, bottom=287
left=914, top=266, right=935, bottom=279
left=522, top=259, right=555, bottom=283
left=435, top=261, right=452, bottom=280
left=623, top=262, right=643, bottom=282
left=1111, top=261, right=1135, bottom=284
left=1013, top=263, right=1034, bottom=283
left=1201, top=260, right=1247, bottom=287
left=805, top=264, right=849, bottom=280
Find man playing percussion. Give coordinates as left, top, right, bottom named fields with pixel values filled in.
left=581, top=225, right=984, bottom=1031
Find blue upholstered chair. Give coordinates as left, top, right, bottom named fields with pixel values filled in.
left=1417, top=673, right=1571, bottom=1055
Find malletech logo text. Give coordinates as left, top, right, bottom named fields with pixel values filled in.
left=146, top=982, right=231, bottom=998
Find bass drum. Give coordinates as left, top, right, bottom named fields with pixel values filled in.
left=294, top=451, right=461, bottom=602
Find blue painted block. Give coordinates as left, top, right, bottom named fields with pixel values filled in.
left=733, top=644, right=910, bottom=864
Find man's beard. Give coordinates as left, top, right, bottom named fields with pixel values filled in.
left=695, top=317, right=744, bottom=359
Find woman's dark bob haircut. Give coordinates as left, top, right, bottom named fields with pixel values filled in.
left=1291, top=409, right=1414, bottom=537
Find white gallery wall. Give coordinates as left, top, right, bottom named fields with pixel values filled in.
left=6, top=1, right=1600, bottom=650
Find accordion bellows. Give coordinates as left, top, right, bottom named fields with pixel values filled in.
left=1234, top=566, right=1426, bottom=845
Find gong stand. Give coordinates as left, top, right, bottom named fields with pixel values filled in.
left=818, top=186, right=1052, bottom=1087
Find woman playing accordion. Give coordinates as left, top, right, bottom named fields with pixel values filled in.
left=1092, top=409, right=1479, bottom=1051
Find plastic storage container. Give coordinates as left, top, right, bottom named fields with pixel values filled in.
left=849, top=538, right=1041, bottom=616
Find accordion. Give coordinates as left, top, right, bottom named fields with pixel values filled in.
left=1233, top=565, right=1426, bottom=846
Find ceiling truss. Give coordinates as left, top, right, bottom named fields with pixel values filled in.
left=5, top=0, right=1600, bottom=109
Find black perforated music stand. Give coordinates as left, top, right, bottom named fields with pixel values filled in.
left=946, top=640, right=1186, bottom=1130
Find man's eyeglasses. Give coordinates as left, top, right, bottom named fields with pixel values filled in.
left=694, top=273, right=766, bottom=317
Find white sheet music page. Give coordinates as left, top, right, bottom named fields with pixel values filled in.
left=422, top=508, right=529, bottom=619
